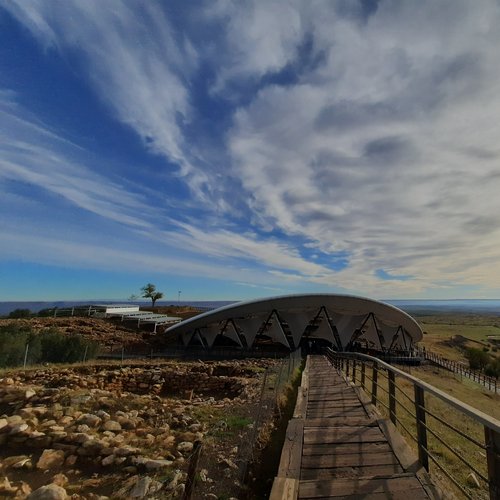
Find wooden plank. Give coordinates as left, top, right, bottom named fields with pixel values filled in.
left=307, top=398, right=363, bottom=404
left=306, top=410, right=367, bottom=419
left=307, top=392, right=360, bottom=398
left=269, top=477, right=299, bottom=500
left=299, top=490, right=429, bottom=500
left=300, top=463, right=404, bottom=480
left=301, top=451, right=400, bottom=468
left=278, top=419, right=304, bottom=478
left=304, top=429, right=386, bottom=445
left=302, top=441, right=393, bottom=456
left=306, top=402, right=365, bottom=409
left=303, top=417, right=377, bottom=427
left=299, top=475, right=426, bottom=498
left=306, top=404, right=365, bottom=412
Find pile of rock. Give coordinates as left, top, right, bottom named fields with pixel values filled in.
left=5, top=360, right=266, bottom=399
left=0, top=358, right=272, bottom=498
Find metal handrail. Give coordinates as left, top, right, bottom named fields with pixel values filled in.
left=329, top=350, right=500, bottom=433
left=325, top=348, right=500, bottom=500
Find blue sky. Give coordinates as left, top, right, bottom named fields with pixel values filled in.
left=1, top=0, right=500, bottom=302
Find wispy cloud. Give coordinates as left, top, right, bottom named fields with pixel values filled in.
left=3, top=1, right=500, bottom=298
left=0, top=97, right=153, bottom=229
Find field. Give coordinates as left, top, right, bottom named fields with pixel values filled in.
left=415, top=312, right=500, bottom=361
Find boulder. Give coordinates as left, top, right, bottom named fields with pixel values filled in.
left=27, top=484, right=68, bottom=500
left=102, top=420, right=121, bottom=432
left=51, top=473, right=69, bottom=487
left=129, top=476, right=151, bottom=498
left=101, top=454, right=115, bottom=466
left=177, top=441, right=193, bottom=453
left=0, top=418, right=8, bottom=431
left=76, top=414, right=101, bottom=427
left=2, top=455, right=32, bottom=469
left=36, top=449, right=65, bottom=470
left=9, top=423, right=29, bottom=435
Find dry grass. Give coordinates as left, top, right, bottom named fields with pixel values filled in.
left=416, top=313, right=500, bottom=362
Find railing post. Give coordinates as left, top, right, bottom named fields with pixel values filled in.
left=485, top=427, right=500, bottom=500
left=388, top=370, right=396, bottom=425
left=414, top=385, right=429, bottom=471
left=361, top=362, right=366, bottom=390
left=352, top=359, right=356, bottom=384
left=371, top=362, right=378, bottom=405
left=346, top=358, right=350, bottom=378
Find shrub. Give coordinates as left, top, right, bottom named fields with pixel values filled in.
left=38, top=330, right=98, bottom=363
left=8, top=308, right=32, bottom=318
left=465, top=347, right=490, bottom=371
left=485, top=358, right=500, bottom=379
left=0, top=325, right=30, bottom=367
left=37, top=308, right=56, bottom=317
left=0, top=325, right=98, bottom=368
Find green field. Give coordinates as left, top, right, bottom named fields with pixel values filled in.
left=415, top=313, right=500, bottom=362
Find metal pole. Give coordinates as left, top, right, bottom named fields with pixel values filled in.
left=484, top=426, right=500, bottom=499
left=414, top=385, right=429, bottom=471
left=388, top=371, right=396, bottom=425
left=372, top=362, right=378, bottom=405
left=83, top=345, right=88, bottom=362
left=23, top=342, right=29, bottom=368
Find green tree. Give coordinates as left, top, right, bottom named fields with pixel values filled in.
left=141, top=283, right=164, bottom=308
left=465, top=347, right=490, bottom=371
left=485, top=358, right=500, bottom=379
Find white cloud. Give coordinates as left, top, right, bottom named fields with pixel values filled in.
left=226, top=0, right=500, bottom=295
left=4, top=1, right=500, bottom=298
left=1, top=0, right=211, bottom=195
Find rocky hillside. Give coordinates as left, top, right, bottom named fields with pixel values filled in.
left=0, top=316, right=170, bottom=352
left=0, top=358, right=279, bottom=499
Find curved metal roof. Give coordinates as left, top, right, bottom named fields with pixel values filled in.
left=166, top=293, right=422, bottom=351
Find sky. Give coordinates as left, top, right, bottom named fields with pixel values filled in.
left=1, top=0, right=500, bottom=302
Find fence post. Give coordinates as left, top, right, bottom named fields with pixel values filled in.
left=23, top=342, right=29, bottom=368
left=371, top=362, right=378, bottom=405
left=183, top=440, right=202, bottom=500
left=388, top=371, right=396, bottom=425
left=485, top=427, right=500, bottom=500
left=414, top=385, right=429, bottom=470
left=361, top=362, right=366, bottom=390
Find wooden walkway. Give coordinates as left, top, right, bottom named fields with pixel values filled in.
left=271, top=355, right=438, bottom=499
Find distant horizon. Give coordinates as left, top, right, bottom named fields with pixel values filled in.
left=2, top=297, right=500, bottom=316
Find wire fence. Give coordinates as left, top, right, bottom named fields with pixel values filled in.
left=187, top=349, right=303, bottom=499
left=416, top=347, right=499, bottom=394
